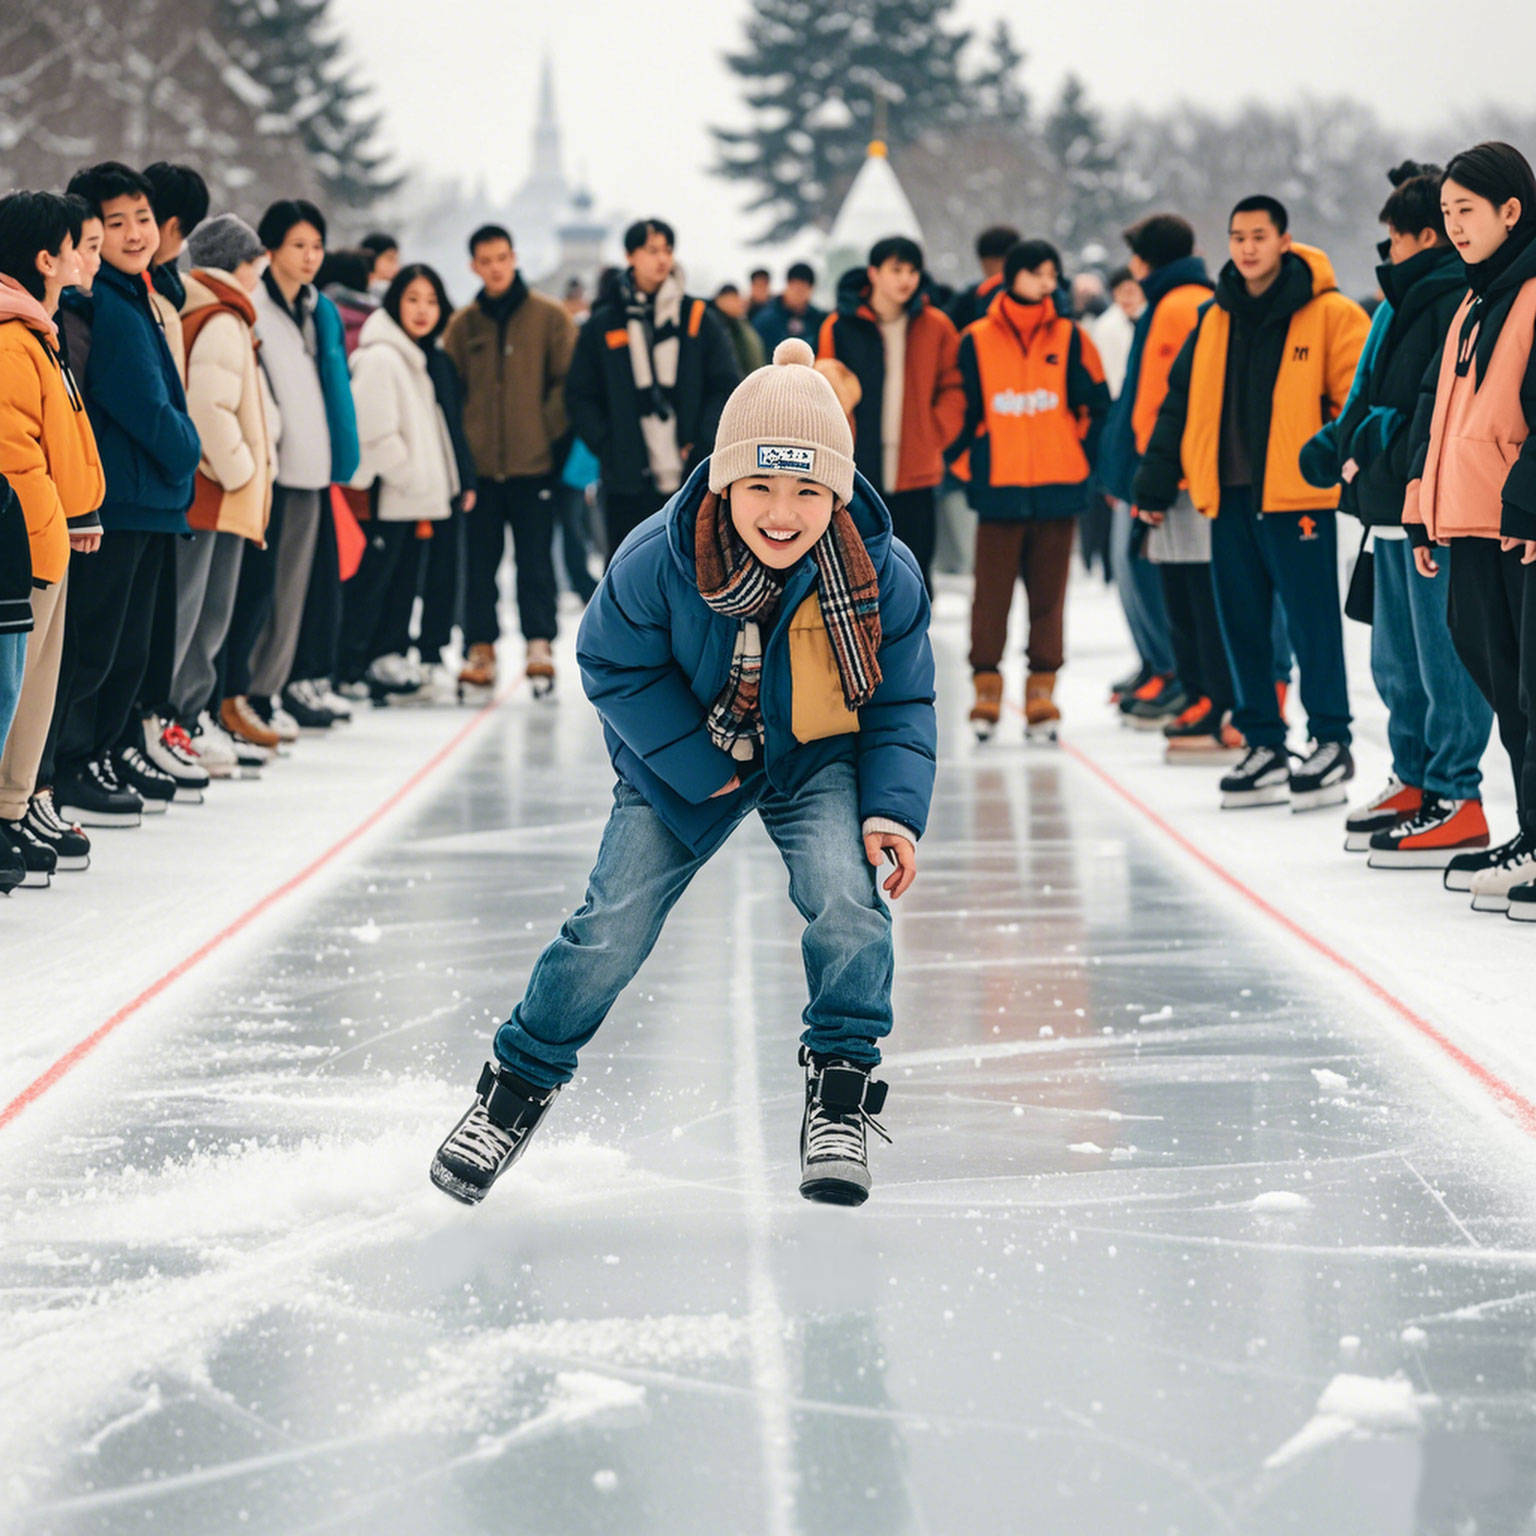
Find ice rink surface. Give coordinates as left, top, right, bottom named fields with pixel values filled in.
left=3, top=582, right=1536, bottom=1536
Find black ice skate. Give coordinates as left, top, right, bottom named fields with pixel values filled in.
left=430, top=1061, right=560, bottom=1205
left=799, top=1047, right=890, bottom=1207
left=1289, top=740, right=1354, bottom=813
left=1219, top=744, right=1291, bottom=809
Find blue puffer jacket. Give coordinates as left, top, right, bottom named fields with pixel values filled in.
left=577, top=460, right=937, bottom=853
left=84, top=262, right=201, bottom=533
left=314, top=291, right=360, bottom=485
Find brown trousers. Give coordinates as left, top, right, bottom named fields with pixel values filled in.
left=969, top=518, right=1076, bottom=675
left=0, top=571, right=67, bottom=820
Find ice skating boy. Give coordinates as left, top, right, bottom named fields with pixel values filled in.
left=432, top=338, right=936, bottom=1208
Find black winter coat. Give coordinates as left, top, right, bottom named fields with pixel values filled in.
left=1, top=475, right=34, bottom=635
left=1301, top=245, right=1465, bottom=526
left=564, top=284, right=740, bottom=498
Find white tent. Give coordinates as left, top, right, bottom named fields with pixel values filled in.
left=818, top=141, right=925, bottom=306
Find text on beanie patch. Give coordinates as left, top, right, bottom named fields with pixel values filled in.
left=757, top=444, right=816, bottom=473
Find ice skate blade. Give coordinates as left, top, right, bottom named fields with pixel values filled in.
left=1366, top=845, right=1484, bottom=870
left=171, top=786, right=205, bottom=804
left=528, top=676, right=556, bottom=701
left=1443, top=868, right=1477, bottom=892
left=1290, top=784, right=1350, bottom=813
left=457, top=684, right=495, bottom=708
left=1220, top=786, right=1289, bottom=809
left=1025, top=723, right=1060, bottom=744
left=1471, top=892, right=1512, bottom=913
left=971, top=719, right=998, bottom=742
left=58, top=805, right=141, bottom=829
left=17, top=868, right=51, bottom=889
left=1126, top=713, right=1174, bottom=732
left=1507, top=901, right=1536, bottom=922
left=429, top=1159, right=489, bottom=1206
left=56, top=854, right=90, bottom=872
left=139, top=798, right=169, bottom=816
left=1343, top=830, right=1374, bottom=852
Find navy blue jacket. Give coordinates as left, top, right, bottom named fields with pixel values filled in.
left=752, top=296, right=828, bottom=358
left=576, top=460, right=937, bottom=852
left=83, top=263, right=200, bottom=533
left=1097, top=256, right=1212, bottom=503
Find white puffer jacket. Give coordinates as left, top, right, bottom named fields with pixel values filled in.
left=348, top=308, right=458, bottom=522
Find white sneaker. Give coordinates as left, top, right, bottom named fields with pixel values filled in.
left=366, top=653, right=418, bottom=693
left=267, top=703, right=301, bottom=742
left=1469, top=834, right=1536, bottom=913
left=418, top=663, right=458, bottom=704
left=142, top=717, right=211, bottom=802
left=194, top=712, right=249, bottom=778
left=316, top=682, right=353, bottom=721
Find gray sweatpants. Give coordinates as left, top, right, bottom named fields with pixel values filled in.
left=171, top=530, right=247, bottom=723
left=249, top=487, right=322, bottom=699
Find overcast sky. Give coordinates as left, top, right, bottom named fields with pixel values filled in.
left=329, top=0, right=1536, bottom=283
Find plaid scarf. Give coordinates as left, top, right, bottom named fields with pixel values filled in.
left=695, top=491, right=883, bottom=760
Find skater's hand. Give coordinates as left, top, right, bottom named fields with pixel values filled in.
left=1133, top=505, right=1164, bottom=526
left=1412, top=545, right=1439, bottom=578
left=710, top=774, right=741, bottom=799
left=461, top=490, right=477, bottom=513
left=1501, top=536, right=1536, bottom=565
left=69, top=530, right=101, bottom=554
left=865, top=832, right=916, bottom=900
left=1341, top=458, right=1359, bottom=484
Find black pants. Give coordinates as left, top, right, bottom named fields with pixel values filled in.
left=884, top=486, right=937, bottom=595
left=602, top=488, right=669, bottom=569
left=465, top=476, right=558, bottom=644
left=417, top=510, right=464, bottom=661
left=289, top=494, right=340, bottom=685
left=1447, top=537, right=1536, bottom=832
left=55, top=529, right=170, bottom=779
left=1159, top=562, right=1233, bottom=713
left=339, top=521, right=423, bottom=682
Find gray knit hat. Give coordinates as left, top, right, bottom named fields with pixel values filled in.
left=709, top=338, right=856, bottom=505
left=186, top=213, right=265, bottom=274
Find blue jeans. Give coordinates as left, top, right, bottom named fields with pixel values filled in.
left=1372, top=538, right=1493, bottom=799
left=1211, top=489, right=1351, bottom=748
left=1111, top=501, right=1174, bottom=676
left=494, top=759, right=895, bottom=1090
left=0, top=632, right=26, bottom=756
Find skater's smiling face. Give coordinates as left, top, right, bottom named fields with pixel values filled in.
left=727, top=476, right=835, bottom=569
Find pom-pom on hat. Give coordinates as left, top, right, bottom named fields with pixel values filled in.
left=709, top=338, right=856, bottom=505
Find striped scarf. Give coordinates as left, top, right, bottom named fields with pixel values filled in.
left=695, top=491, right=883, bottom=760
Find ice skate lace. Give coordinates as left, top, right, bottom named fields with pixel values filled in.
left=445, top=1104, right=519, bottom=1173
left=1393, top=795, right=1452, bottom=835
left=1492, top=833, right=1536, bottom=871
left=805, top=1097, right=892, bottom=1163
left=163, top=722, right=198, bottom=760
left=32, top=792, right=72, bottom=836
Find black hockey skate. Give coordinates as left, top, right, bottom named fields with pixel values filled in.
left=430, top=1062, right=560, bottom=1205
left=799, top=1047, right=890, bottom=1207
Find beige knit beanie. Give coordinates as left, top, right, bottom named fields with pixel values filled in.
left=709, top=338, right=856, bottom=505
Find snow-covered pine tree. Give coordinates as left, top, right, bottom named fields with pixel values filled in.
left=1042, top=73, right=1132, bottom=263
left=970, top=18, right=1029, bottom=127
left=713, top=0, right=974, bottom=243
left=217, top=0, right=397, bottom=210
left=0, top=0, right=320, bottom=209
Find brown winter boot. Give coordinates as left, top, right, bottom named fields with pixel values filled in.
left=1024, top=671, right=1061, bottom=742
left=458, top=643, right=497, bottom=693
left=969, top=670, right=1003, bottom=741
left=220, top=695, right=281, bottom=751
left=525, top=638, right=555, bottom=699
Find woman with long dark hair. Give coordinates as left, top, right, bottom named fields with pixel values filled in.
left=1404, top=141, right=1536, bottom=917
left=338, top=262, right=473, bottom=700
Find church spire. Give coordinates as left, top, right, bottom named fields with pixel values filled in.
left=533, top=51, right=562, bottom=179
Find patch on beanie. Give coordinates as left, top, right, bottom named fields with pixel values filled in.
left=757, top=444, right=815, bottom=473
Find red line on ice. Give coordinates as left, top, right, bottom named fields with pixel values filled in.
left=1055, top=732, right=1536, bottom=1138
left=0, top=683, right=518, bottom=1133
